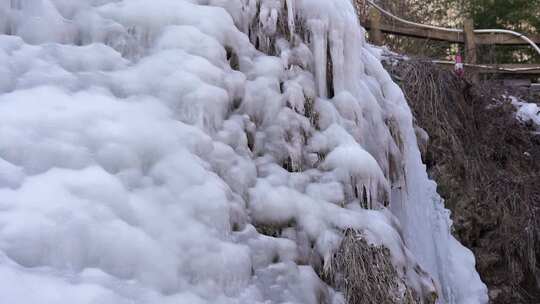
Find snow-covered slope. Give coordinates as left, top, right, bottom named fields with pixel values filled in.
left=0, top=0, right=487, bottom=303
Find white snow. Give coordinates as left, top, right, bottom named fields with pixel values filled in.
left=509, top=96, right=540, bottom=129
left=0, top=0, right=488, bottom=303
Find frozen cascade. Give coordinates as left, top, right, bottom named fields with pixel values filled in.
left=0, top=0, right=487, bottom=304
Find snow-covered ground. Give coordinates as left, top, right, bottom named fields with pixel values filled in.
left=0, top=1, right=487, bottom=303
left=510, top=96, right=540, bottom=130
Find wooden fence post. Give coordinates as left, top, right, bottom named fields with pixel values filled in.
left=369, top=8, right=384, bottom=46
left=464, top=18, right=479, bottom=83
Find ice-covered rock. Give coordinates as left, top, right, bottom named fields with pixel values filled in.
left=0, top=0, right=487, bottom=303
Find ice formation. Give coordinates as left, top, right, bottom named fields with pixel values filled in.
left=0, top=0, right=488, bottom=303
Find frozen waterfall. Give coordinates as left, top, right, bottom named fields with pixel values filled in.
left=0, top=0, right=487, bottom=303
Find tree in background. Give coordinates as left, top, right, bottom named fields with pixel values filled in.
left=375, top=0, right=458, bottom=59
left=466, top=0, right=540, bottom=63
left=468, top=0, right=540, bottom=30
left=376, top=0, right=540, bottom=63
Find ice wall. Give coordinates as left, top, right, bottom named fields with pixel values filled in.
left=0, top=0, right=487, bottom=303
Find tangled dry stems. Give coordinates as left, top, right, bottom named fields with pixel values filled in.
left=324, top=229, right=436, bottom=304
left=388, top=60, right=540, bottom=303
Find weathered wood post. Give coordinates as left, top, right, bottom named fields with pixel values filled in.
left=464, top=18, right=479, bottom=83
left=369, top=8, right=384, bottom=46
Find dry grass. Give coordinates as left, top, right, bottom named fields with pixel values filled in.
left=323, top=229, right=436, bottom=304
left=387, top=60, right=540, bottom=303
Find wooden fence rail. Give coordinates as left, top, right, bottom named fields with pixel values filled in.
left=354, top=0, right=540, bottom=78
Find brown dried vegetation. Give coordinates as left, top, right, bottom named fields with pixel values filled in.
left=388, top=60, right=540, bottom=303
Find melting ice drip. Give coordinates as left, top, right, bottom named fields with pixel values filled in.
left=0, top=0, right=487, bottom=303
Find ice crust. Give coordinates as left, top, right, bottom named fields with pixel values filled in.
left=0, top=0, right=488, bottom=303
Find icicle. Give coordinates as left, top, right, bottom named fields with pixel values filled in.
left=285, top=0, right=295, bottom=40
left=308, top=18, right=328, bottom=98
left=329, top=27, right=345, bottom=94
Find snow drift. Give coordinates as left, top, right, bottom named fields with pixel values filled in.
left=0, top=0, right=487, bottom=303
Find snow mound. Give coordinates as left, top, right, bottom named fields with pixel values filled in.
left=0, top=0, right=487, bottom=303
left=510, top=96, right=540, bottom=129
